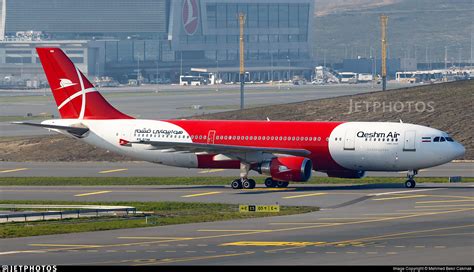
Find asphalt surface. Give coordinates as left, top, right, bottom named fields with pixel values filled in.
left=0, top=82, right=412, bottom=137
left=0, top=162, right=473, bottom=178
left=1, top=183, right=473, bottom=265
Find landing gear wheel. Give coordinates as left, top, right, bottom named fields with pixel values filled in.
left=248, top=179, right=256, bottom=189
left=265, top=177, right=276, bottom=188
left=276, top=181, right=289, bottom=188
left=231, top=179, right=243, bottom=189
left=405, top=179, right=416, bottom=188
left=242, top=179, right=256, bottom=189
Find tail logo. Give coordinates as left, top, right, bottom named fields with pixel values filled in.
left=182, top=0, right=199, bottom=35
left=56, top=78, right=77, bottom=90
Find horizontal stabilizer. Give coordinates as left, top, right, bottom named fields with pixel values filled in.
left=12, top=122, right=89, bottom=137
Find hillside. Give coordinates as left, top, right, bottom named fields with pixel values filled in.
left=315, top=0, right=401, bottom=16
left=313, top=0, right=473, bottom=64
left=0, top=80, right=472, bottom=161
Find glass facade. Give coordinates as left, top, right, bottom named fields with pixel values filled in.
left=104, top=40, right=162, bottom=64
left=0, top=0, right=315, bottom=82
left=204, top=3, right=310, bottom=31
left=4, top=0, right=168, bottom=39
left=170, top=1, right=313, bottom=64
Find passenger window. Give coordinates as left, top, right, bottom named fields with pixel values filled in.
left=433, top=137, right=440, bottom=142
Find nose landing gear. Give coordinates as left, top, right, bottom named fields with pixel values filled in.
left=405, top=170, right=418, bottom=188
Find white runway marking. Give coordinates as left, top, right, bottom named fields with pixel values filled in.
left=369, top=188, right=439, bottom=197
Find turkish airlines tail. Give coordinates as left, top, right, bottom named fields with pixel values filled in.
left=36, top=48, right=132, bottom=120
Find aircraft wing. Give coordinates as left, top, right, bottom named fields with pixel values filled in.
left=12, top=122, right=89, bottom=137
left=132, top=140, right=311, bottom=157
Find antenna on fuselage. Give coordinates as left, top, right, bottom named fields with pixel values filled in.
left=266, top=117, right=271, bottom=121
left=399, top=119, right=403, bottom=123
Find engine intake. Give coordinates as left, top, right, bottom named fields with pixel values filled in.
left=257, top=156, right=313, bottom=182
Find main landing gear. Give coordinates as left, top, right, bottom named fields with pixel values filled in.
left=405, top=170, right=418, bottom=188
left=231, top=178, right=256, bottom=189
left=230, top=163, right=256, bottom=189
left=229, top=162, right=290, bottom=190
left=264, top=177, right=289, bottom=188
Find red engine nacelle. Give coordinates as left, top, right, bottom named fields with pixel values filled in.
left=257, top=156, right=313, bottom=182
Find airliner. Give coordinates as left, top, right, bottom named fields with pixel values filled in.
left=15, top=48, right=466, bottom=189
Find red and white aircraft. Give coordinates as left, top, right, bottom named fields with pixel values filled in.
left=16, top=48, right=466, bottom=189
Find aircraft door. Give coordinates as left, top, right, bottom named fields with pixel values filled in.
left=207, top=130, right=216, bottom=144
left=343, top=129, right=355, bottom=150
left=403, top=130, right=416, bottom=151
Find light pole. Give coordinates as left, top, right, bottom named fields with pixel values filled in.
left=270, top=51, right=274, bottom=83
left=156, top=43, right=160, bottom=92
left=238, top=12, right=246, bottom=110
left=180, top=51, right=183, bottom=77
left=216, top=59, right=219, bottom=91
left=287, top=56, right=291, bottom=82
left=137, top=55, right=141, bottom=86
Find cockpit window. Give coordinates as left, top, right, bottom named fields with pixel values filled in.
left=446, top=137, right=454, bottom=142
left=433, top=137, right=440, bottom=142
left=440, top=137, right=446, bottom=142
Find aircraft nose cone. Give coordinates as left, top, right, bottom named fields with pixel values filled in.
left=453, top=143, right=466, bottom=159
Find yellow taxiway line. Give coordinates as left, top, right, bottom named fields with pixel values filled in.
left=416, top=204, right=474, bottom=208
left=181, top=191, right=221, bottom=198
left=198, top=169, right=225, bottom=174
left=98, top=168, right=128, bottom=174
left=74, top=191, right=111, bottom=197
left=221, top=241, right=326, bottom=247
left=118, top=237, right=191, bottom=240
left=373, top=195, right=428, bottom=201
left=197, top=229, right=267, bottom=232
left=416, top=199, right=474, bottom=204
left=0, top=168, right=28, bottom=173
left=283, top=193, right=327, bottom=199
left=134, top=251, right=255, bottom=266
left=29, top=244, right=101, bottom=248
left=8, top=207, right=472, bottom=264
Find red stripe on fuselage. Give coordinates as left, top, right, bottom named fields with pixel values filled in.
left=166, top=120, right=346, bottom=172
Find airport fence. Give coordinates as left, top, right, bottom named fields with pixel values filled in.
left=0, top=205, right=137, bottom=223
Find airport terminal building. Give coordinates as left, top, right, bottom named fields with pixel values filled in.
left=0, top=0, right=315, bottom=84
